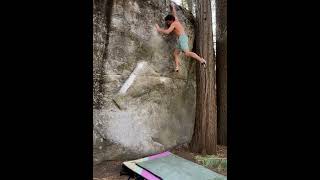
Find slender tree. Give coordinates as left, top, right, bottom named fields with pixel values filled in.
left=216, top=0, right=227, bottom=145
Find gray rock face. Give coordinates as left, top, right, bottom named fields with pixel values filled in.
left=93, top=0, right=196, bottom=164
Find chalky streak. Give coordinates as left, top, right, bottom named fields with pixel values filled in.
left=118, top=61, right=146, bottom=94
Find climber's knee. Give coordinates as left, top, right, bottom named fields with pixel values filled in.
left=173, top=49, right=180, bottom=57
left=184, top=50, right=191, bottom=57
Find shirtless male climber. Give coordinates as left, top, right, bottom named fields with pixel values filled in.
left=156, top=2, right=206, bottom=72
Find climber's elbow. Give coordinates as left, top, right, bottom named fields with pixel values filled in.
left=164, top=25, right=175, bottom=34
left=158, top=29, right=170, bottom=34
left=163, top=30, right=170, bottom=34
left=164, top=28, right=174, bottom=34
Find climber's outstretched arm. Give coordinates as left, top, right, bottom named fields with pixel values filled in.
left=170, top=3, right=178, bottom=21
left=156, top=23, right=175, bottom=34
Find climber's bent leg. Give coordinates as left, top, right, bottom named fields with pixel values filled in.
left=173, top=48, right=181, bottom=72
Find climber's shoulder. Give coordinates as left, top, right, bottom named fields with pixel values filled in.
left=172, top=21, right=180, bottom=26
left=173, top=21, right=183, bottom=28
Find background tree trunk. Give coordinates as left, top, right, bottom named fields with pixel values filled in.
left=180, top=0, right=194, bottom=14
left=216, top=0, right=227, bottom=145
left=190, top=0, right=217, bottom=155
left=186, top=0, right=193, bottom=13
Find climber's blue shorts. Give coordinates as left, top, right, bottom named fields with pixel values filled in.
left=176, top=34, right=189, bottom=52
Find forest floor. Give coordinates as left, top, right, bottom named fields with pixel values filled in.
left=93, top=145, right=227, bottom=180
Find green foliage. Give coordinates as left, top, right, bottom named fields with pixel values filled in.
left=180, top=0, right=193, bottom=12
left=195, top=155, right=227, bottom=171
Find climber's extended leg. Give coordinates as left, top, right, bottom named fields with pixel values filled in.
left=184, top=50, right=207, bottom=68
left=173, top=48, right=181, bottom=72
left=178, top=34, right=206, bottom=68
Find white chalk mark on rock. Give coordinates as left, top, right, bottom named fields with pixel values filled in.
left=118, top=61, right=147, bottom=94
left=160, top=77, right=168, bottom=83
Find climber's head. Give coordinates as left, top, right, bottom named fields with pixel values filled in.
left=165, top=14, right=175, bottom=26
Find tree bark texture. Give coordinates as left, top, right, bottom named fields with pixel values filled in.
left=216, top=0, right=227, bottom=145
left=190, top=0, right=217, bottom=155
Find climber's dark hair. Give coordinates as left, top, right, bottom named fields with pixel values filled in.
left=165, top=14, right=175, bottom=21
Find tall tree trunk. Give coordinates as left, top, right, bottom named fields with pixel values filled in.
left=190, top=0, right=217, bottom=155
left=216, top=0, right=227, bottom=145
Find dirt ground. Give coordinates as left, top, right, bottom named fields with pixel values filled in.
left=93, top=145, right=227, bottom=180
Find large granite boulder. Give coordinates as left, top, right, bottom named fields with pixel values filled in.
left=93, top=0, right=196, bottom=164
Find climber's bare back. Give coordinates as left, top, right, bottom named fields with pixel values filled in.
left=171, top=20, right=185, bottom=36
